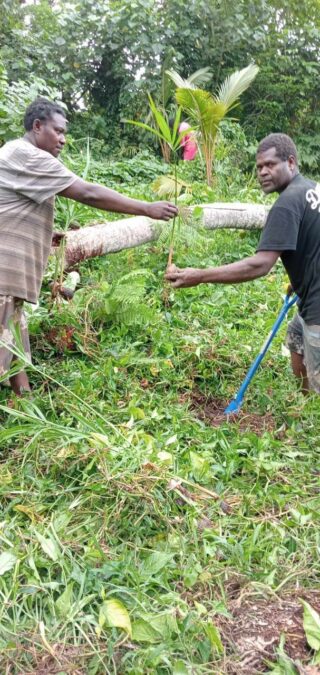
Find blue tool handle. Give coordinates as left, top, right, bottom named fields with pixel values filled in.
left=224, top=293, right=298, bottom=414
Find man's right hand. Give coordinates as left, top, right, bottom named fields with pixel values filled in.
left=165, top=264, right=204, bottom=288
left=146, top=201, right=178, bottom=221
left=286, top=283, right=293, bottom=296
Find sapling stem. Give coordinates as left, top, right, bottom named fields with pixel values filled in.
left=167, top=158, right=178, bottom=267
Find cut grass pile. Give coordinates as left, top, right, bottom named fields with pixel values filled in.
left=0, top=221, right=319, bottom=673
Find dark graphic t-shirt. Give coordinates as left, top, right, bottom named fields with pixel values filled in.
left=257, top=173, right=320, bottom=324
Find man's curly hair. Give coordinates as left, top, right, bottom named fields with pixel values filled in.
left=24, top=98, right=66, bottom=131
left=257, top=133, right=298, bottom=164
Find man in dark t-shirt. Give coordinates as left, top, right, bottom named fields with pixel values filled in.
left=166, top=133, right=320, bottom=394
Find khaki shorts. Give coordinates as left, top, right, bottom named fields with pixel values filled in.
left=286, top=313, right=320, bottom=393
left=0, top=296, right=31, bottom=377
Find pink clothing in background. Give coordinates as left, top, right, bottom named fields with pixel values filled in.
left=178, top=122, right=198, bottom=161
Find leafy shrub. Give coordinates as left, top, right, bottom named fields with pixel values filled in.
left=0, top=61, right=64, bottom=144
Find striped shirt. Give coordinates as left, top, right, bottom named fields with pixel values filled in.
left=0, top=138, right=76, bottom=303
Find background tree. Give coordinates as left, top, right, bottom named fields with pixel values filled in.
left=1, top=0, right=320, bottom=170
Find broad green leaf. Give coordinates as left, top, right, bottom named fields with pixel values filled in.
left=14, top=504, right=39, bottom=522
left=171, top=106, right=182, bottom=147
left=0, top=551, right=17, bottom=575
left=205, top=623, right=224, bottom=654
left=192, top=206, right=204, bottom=219
left=132, top=619, right=161, bottom=643
left=172, top=660, right=189, bottom=675
left=147, top=93, right=172, bottom=144
left=99, top=598, right=132, bottom=636
left=140, top=551, right=173, bottom=578
left=35, top=531, right=59, bottom=562
left=190, top=451, right=211, bottom=481
left=55, top=583, right=74, bottom=617
left=124, top=119, right=167, bottom=144
left=301, top=599, right=320, bottom=650
left=148, top=612, right=179, bottom=639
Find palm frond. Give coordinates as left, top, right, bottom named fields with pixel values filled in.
left=166, top=69, right=195, bottom=90
left=166, top=66, right=213, bottom=90
left=187, top=67, right=213, bottom=87
left=152, top=175, right=189, bottom=199
left=148, top=94, right=172, bottom=144
left=217, top=63, right=259, bottom=110
left=176, top=88, right=227, bottom=136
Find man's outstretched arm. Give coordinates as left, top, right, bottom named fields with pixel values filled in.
left=165, top=250, right=280, bottom=288
left=59, top=178, right=178, bottom=221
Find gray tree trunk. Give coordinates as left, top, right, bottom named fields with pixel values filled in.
left=63, top=202, right=270, bottom=268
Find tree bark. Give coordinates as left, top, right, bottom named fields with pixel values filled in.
left=63, top=202, right=270, bottom=268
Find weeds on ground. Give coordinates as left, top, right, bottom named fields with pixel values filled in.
left=0, top=152, right=319, bottom=674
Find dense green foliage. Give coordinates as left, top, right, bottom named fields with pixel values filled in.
left=1, top=0, right=320, bottom=169
left=0, top=4, right=320, bottom=669
left=0, top=149, right=319, bottom=673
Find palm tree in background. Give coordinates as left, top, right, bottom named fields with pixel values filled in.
left=167, top=63, right=259, bottom=186
left=149, top=61, right=213, bottom=162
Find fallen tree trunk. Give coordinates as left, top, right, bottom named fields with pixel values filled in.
left=63, top=202, right=270, bottom=268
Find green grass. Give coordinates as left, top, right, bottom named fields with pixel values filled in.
left=0, top=154, right=319, bottom=674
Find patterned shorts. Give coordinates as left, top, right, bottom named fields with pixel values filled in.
left=0, top=296, right=31, bottom=377
left=286, top=313, right=320, bottom=393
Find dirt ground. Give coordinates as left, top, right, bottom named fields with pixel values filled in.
left=189, top=391, right=275, bottom=434
left=215, top=588, right=320, bottom=674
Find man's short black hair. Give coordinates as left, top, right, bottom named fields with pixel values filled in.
left=257, top=133, right=298, bottom=164
left=24, top=97, right=66, bottom=131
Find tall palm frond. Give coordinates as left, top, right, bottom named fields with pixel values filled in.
left=217, top=63, right=259, bottom=110
left=166, top=66, right=213, bottom=90
left=187, top=67, right=213, bottom=87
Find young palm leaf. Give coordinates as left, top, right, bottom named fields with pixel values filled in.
left=173, top=63, right=259, bottom=185
left=125, top=97, right=193, bottom=265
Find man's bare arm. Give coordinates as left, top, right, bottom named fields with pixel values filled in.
left=59, top=178, right=178, bottom=221
left=165, top=251, right=281, bottom=288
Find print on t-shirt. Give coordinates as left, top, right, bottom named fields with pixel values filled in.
left=306, top=183, right=320, bottom=212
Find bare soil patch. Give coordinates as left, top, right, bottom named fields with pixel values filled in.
left=215, top=589, right=320, bottom=674
left=2, top=642, right=88, bottom=674
left=187, top=391, right=275, bottom=434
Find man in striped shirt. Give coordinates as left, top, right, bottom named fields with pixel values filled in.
left=0, top=98, right=177, bottom=395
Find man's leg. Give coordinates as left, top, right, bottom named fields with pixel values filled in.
left=301, top=321, right=320, bottom=394
left=9, top=370, right=31, bottom=396
left=286, top=314, right=308, bottom=392
left=0, top=297, right=31, bottom=396
left=290, top=350, right=309, bottom=393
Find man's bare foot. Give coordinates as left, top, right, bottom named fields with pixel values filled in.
left=9, top=371, right=31, bottom=396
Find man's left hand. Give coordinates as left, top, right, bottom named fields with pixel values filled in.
left=165, top=264, right=204, bottom=288
left=146, top=202, right=178, bottom=221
